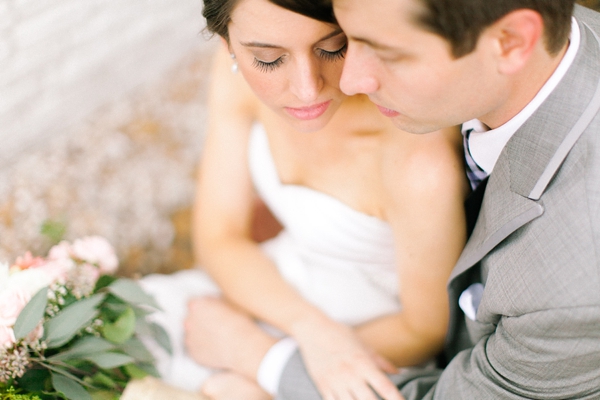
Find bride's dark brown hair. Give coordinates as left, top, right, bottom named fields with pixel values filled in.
left=202, top=0, right=337, bottom=42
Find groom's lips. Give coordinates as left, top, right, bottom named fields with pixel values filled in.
left=376, top=104, right=400, bottom=117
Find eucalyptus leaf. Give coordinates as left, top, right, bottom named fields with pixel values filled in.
left=14, top=286, right=48, bottom=340
left=90, top=371, right=118, bottom=389
left=134, top=317, right=153, bottom=336
left=107, top=279, right=160, bottom=309
left=149, top=321, right=172, bottom=355
left=123, top=363, right=149, bottom=380
left=136, top=361, right=160, bottom=378
left=44, top=294, right=105, bottom=348
left=119, top=337, right=154, bottom=363
left=90, top=390, right=120, bottom=400
left=51, top=372, right=93, bottom=400
left=48, top=336, right=115, bottom=361
left=84, top=352, right=135, bottom=369
left=102, top=307, right=135, bottom=344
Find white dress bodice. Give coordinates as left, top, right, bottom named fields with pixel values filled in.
left=248, top=124, right=400, bottom=326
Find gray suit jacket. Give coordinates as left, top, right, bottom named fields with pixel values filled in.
left=277, top=5, right=600, bottom=399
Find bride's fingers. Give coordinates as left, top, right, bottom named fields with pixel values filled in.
left=371, top=353, right=399, bottom=375
left=365, top=370, right=404, bottom=400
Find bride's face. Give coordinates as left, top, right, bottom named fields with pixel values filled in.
left=228, top=0, right=348, bottom=132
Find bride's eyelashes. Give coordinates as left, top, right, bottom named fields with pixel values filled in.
left=318, top=43, right=347, bottom=62
left=252, top=56, right=285, bottom=72
left=251, top=43, right=348, bottom=73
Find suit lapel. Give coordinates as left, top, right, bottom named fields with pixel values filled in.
left=449, top=16, right=600, bottom=284
left=449, top=165, right=543, bottom=282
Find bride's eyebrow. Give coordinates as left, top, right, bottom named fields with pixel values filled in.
left=317, top=28, right=344, bottom=42
left=240, top=28, right=344, bottom=49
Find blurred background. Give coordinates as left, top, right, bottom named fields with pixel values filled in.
left=1, top=0, right=599, bottom=277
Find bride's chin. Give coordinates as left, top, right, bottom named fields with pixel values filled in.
left=288, top=118, right=330, bottom=133
left=284, top=110, right=337, bottom=133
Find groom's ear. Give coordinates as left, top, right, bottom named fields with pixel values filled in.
left=485, top=9, right=544, bottom=75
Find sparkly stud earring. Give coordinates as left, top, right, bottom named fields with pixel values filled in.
left=230, top=53, right=238, bottom=74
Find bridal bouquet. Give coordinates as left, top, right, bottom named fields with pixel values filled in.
left=0, top=237, right=170, bottom=400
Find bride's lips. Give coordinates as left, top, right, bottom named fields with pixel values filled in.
left=376, top=104, right=400, bottom=117
left=285, top=100, right=332, bottom=120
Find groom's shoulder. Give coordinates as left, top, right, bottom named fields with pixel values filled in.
left=575, top=3, right=600, bottom=31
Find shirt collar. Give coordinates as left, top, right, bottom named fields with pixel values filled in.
left=462, top=16, right=580, bottom=174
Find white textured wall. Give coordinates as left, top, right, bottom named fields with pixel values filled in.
left=0, top=0, right=208, bottom=168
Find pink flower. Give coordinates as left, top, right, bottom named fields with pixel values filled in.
left=48, top=241, right=73, bottom=263
left=71, top=236, right=118, bottom=274
left=0, top=325, right=15, bottom=348
left=12, top=252, right=45, bottom=270
left=40, top=258, right=75, bottom=286
left=0, top=288, right=30, bottom=348
left=0, top=289, right=31, bottom=327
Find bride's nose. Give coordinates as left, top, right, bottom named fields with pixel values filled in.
left=289, top=57, right=324, bottom=103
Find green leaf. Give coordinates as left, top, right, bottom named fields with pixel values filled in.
left=122, top=364, right=149, bottom=380
left=44, top=294, right=105, bottom=348
left=90, top=389, right=120, bottom=400
left=94, top=275, right=117, bottom=291
left=136, top=362, right=160, bottom=378
left=106, top=279, right=160, bottom=309
left=149, top=321, right=172, bottom=355
left=119, top=337, right=154, bottom=363
left=133, top=317, right=171, bottom=355
left=17, top=368, right=51, bottom=392
left=48, top=337, right=115, bottom=361
left=40, top=219, right=67, bottom=244
left=51, top=372, right=92, bottom=400
left=84, top=352, right=135, bottom=369
left=89, top=372, right=117, bottom=389
left=101, top=307, right=135, bottom=344
left=13, top=287, right=48, bottom=340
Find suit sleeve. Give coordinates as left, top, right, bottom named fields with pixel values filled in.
left=412, top=306, right=600, bottom=399
left=278, top=304, right=600, bottom=400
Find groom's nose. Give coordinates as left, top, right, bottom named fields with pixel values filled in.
left=340, top=43, right=380, bottom=96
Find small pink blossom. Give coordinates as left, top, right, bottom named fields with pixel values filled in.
left=71, top=236, right=118, bottom=274
left=70, top=263, right=101, bottom=298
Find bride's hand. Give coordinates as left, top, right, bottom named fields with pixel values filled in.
left=292, top=315, right=404, bottom=400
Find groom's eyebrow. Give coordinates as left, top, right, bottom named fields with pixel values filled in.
left=240, top=28, right=344, bottom=49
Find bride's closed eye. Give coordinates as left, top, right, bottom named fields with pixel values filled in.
left=317, top=43, right=347, bottom=62
left=252, top=56, right=286, bottom=73
left=251, top=43, right=347, bottom=73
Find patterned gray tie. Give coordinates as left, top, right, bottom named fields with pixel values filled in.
left=463, top=128, right=488, bottom=190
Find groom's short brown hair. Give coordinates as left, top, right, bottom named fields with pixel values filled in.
left=415, top=0, right=576, bottom=57
left=315, top=0, right=575, bottom=58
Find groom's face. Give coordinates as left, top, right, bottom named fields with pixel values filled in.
left=334, top=0, right=504, bottom=134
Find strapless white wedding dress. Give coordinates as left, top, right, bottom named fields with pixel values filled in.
left=139, top=124, right=400, bottom=391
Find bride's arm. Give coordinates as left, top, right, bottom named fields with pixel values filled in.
left=192, top=45, right=402, bottom=400
left=194, top=44, right=334, bottom=349
left=356, top=126, right=468, bottom=367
